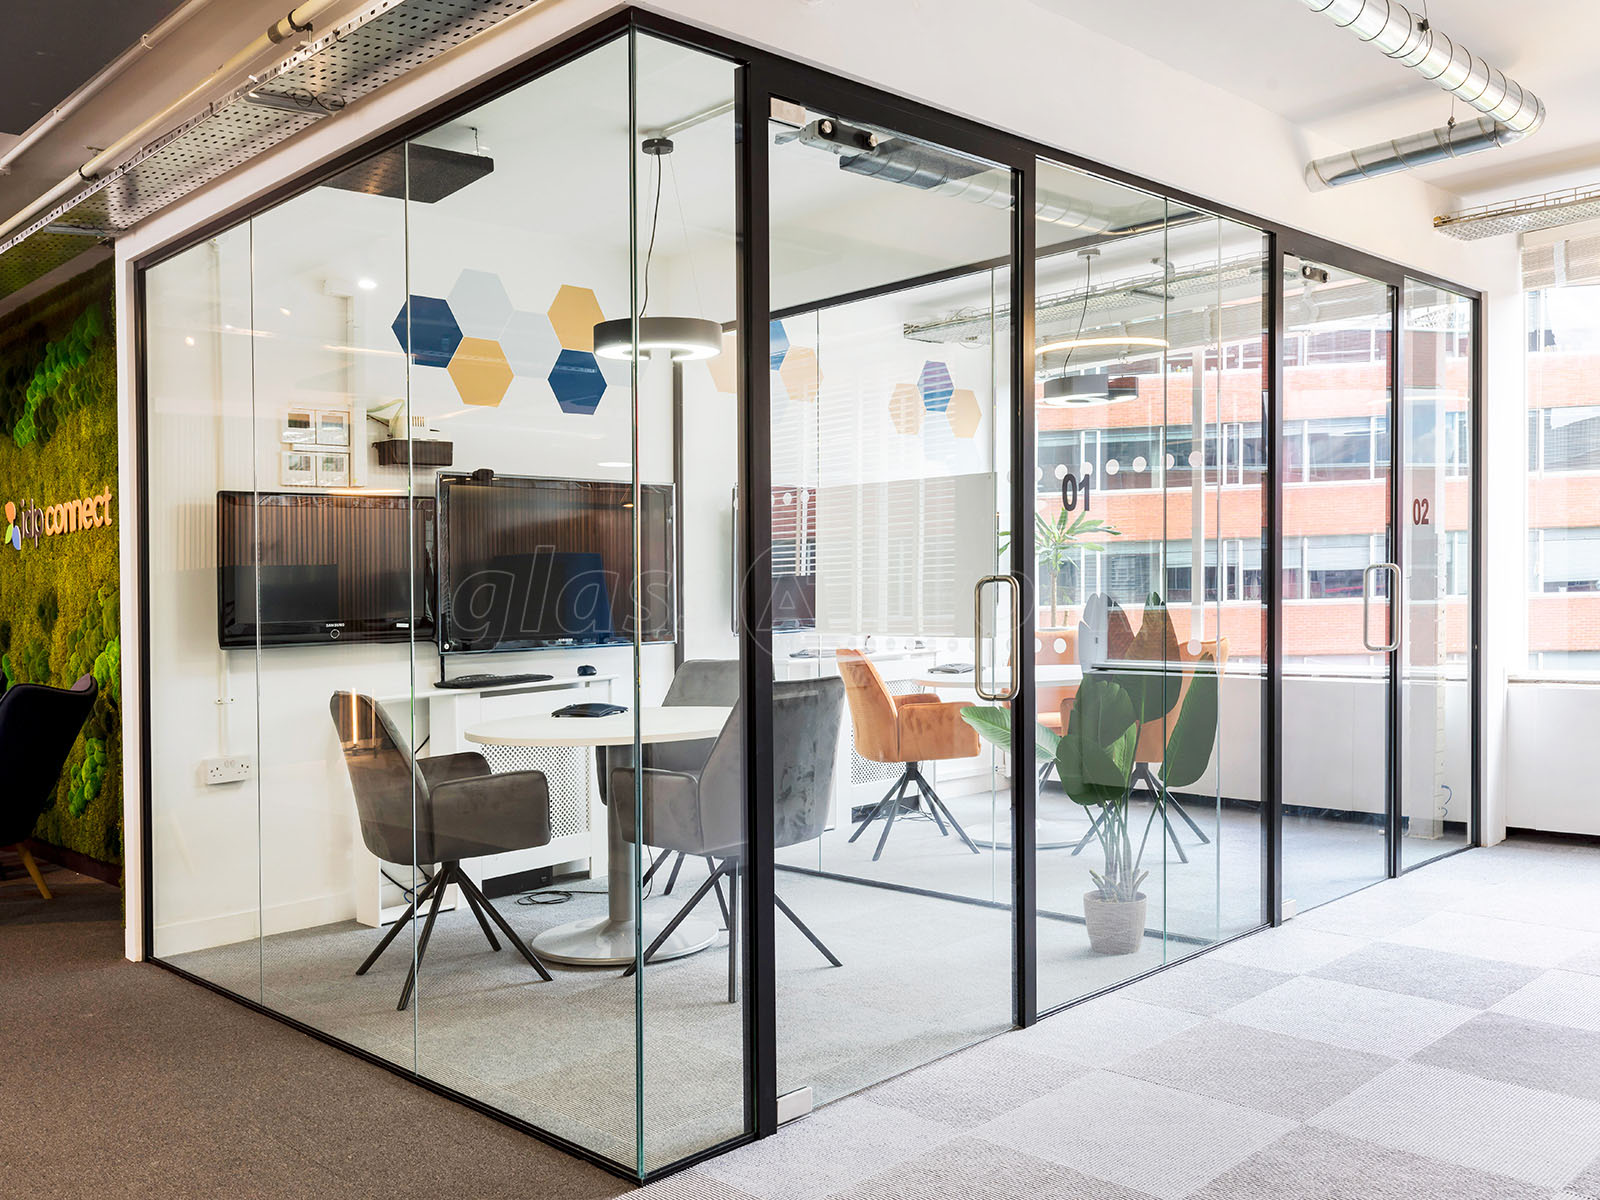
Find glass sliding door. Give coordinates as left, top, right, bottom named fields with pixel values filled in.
left=1399, top=280, right=1474, bottom=868
left=1279, top=255, right=1394, bottom=913
left=1031, top=158, right=1267, bottom=1010
left=764, top=100, right=1015, bottom=1109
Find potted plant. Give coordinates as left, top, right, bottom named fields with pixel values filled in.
left=1002, top=510, right=1120, bottom=629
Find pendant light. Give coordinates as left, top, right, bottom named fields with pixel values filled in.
left=1036, top=247, right=1154, bottom=406
left=593, top=136, right=722, bottom=363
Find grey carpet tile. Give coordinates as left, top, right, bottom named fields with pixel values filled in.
left=1311, top=939, right=1543, bottom=1008
left=1561, top=945, right=1600, bottom=979
left=1493, top=969, right=1600, bottom=1033
left=1413, top=1012, right=1600, bottom=1105
left=1189, top=1124, right=1554, bottom=1200
left=1309, top=1061, right=1600, bottom=1189
left=1219, top=974, right=1478, bottom=1059
left=1567, top=1150, right=1600, bottom=1200
left=972, top=1070, right=1295, bottom=1200
left=1383, top=911, right=1600, bottom=969
left=695, top=1097, right=962, bottom=1200
left=828, top=1135, right=1159, bottom=1200
left=1008, top=994, right=1208, bottom=1069
left=1119, top=956, right=1293, bottom=1016
left=860, top=1039, right=1085, bottom=1129
left=638, top=1173, right=768, bottom=1200
left=1209, top=922, right=1369, bottom=974
left=1111, top=1019, right=1394, bottom=1120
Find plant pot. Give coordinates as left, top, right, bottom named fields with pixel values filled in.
left=1083, top=890, right=1148, bottom=955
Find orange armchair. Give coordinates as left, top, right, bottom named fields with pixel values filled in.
left=836, top=649, right=981, bottom=861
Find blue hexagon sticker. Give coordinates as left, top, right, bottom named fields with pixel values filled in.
left=919, top=360, right=954, bottom=412
left=392, top=295, right=462, bottom=368
left=549, top=348, right=607, bottom=415
left=769, top=319, right=789, bottom=371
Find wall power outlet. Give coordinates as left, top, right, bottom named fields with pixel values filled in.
left=202, top=756, right=254, bottom=786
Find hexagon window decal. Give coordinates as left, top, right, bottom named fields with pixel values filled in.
left=548, top=285, right=604, bottom=352
left=769, top=319, right=789, bottom=371
left=448, top=337, right=514, bottom=407
left=919, top=360, right=954, bottom=413
left=946, top=387, right=981, bottom=438
left=500, top=308, right=560, bottom=377
left=391, top=295, right=462, bottom=368
left=779, top=344, right=821, bottom=404
left=549, top=348, right=607, bottom=415
left=889, top=382, right=923, bottom=436
left=448, top=269, right=513, bottom=338
left=706, top=330, right=739, bottom=394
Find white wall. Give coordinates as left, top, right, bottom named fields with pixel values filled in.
left=118, top=0, right=1533, bottom=958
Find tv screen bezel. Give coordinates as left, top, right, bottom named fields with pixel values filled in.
left=435, top=471, right=678, bottom=656
left=215, top=490, right=436, bottom=649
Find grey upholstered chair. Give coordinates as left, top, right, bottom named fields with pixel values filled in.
left=639, top=659, right=742, bottom=895
left=615, top=676, right=846, bottom=1001
left=329, top=691, right=555, bottom=1009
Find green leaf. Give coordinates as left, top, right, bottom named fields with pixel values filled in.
left=1162, top=652, right=1219, bottom=789
left=960, top=705, right=1012, bottom=751
left=1055, top=676, right=1138, bottom=809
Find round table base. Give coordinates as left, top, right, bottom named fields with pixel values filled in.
left=531, top=912, right=718, bottom=967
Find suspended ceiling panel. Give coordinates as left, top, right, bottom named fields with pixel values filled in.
left=0, top=0, right=538, bottom=299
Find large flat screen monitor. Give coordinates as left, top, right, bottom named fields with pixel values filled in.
left=217, top=491, right=435, bottom=648
left=436, top=472, right=676, bottom=654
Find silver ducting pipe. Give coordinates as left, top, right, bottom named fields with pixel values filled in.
left=1297, top=0, right=1545, bottom=189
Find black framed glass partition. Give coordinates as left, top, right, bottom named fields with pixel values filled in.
left=135, top=7, right=1482, bottom=1182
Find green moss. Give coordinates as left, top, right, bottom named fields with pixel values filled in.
left=0, top=261, right=121, bottom=866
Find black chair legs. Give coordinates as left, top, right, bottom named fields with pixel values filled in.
left=358, top=861, right=551, bottom=1010
left=849, top=764, right=979, bottom=861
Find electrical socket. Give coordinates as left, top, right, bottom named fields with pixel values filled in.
left=201, top=756, right=254, bottom=786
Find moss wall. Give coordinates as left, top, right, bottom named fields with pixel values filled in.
left=0, top=261, right=121, bottom=868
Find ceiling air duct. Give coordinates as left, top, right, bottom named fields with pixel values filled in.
left=1294, top=0, right=1545, bottom=190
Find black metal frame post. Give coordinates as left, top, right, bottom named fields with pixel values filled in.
left=1012, top=161, right=1039, bottom=1028
left=1387, top=279, right=1405, bottom=881
left=1264, top=233, right=1284, bottom=925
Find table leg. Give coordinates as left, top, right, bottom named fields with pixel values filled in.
left=529, top=741, right=717, bottom=967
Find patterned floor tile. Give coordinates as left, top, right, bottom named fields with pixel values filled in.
left=1383, top=911, right=1600, bottom=969
left=1219, top=975, right=1477, bottom=1059
left=1007, top=995, right=1207, bottom=1069
left=1493, top=969, right=1600, bottom=1033
left=861, top=1040, right=1084, bottom=1129
left=1191, top=1124, right=1552, bottom=1200
left=1414, top=1012, right=1600, bottom=1104
left=1209, top=923, right=1368, bottom=974
left=829, top=1135, right=1158, bottom=1200
left=1309, top=1061, right=1600, bottom=1188
left=1112, top=1019, right=1393, bottom=1119
left=973, top=1071, right=1294, bottom=1200
left=1119, top=957, right=1293, bottom=1016
left=1312, top=940, right=1541, bottom=1008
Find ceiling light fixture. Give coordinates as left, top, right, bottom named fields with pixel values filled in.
left=1034, top=334, right=1169, bottom=356
left=1040, top=372, right=1139, bottom=407
left=593, top=136, right=722, bottom=363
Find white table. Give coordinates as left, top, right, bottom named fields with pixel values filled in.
left=465, top=705, right=733, bottom=967
left=914, top=664, right=1084, bottom=691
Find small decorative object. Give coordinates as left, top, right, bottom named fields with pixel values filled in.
left=316, top=408, right=351, bottom=447
left=316, top=451, right=351, bottom=488
left=282, top=408, right=316, bottom=445
left=281, top=449, right=316, bottom=487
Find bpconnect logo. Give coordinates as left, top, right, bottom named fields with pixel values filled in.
left=4, top=488, right=114, bottom=551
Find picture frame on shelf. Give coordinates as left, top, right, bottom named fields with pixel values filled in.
left=281, top=449, right=317, bottom=487
left=316, top=451, right=351, bottom=488
left=316, top=409, right=351, bottom=448
left=282, top=408, right=316, bottom=445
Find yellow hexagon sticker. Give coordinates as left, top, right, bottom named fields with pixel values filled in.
left=448, top=337, right=514, bottom=407
left=946, top=388, right=981, bottom=438
left=779, top=345, right=821, bottom=404
left=889, top=382, right=923, bottom=435
left=547, top=284, right=604, bottom=352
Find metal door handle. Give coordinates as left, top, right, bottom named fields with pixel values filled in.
left=1362, top=562, right=1400, bottom=653
left=973, top=574, right=1020, bottom=701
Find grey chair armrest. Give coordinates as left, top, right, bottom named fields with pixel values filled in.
left=609, top=765, right=704, bottom=852
left=426, top=769, right=552, bottom=861
left=418, top=751, right=492, bottom=792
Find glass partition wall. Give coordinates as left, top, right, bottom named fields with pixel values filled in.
left=138, top=11, right=1482, bottom=1181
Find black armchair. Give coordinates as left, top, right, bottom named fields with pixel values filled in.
left=329, top=691, right=556, bottom=1009
left=0, top=673, right=97, bottom=900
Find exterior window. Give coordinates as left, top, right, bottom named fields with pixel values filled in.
left=1305, top=416, right=1376, bottom=482
left=1531, top=405, right=1600, bottom=473
left=1304, top=534, right=1372, bottom=598
left=1531, top=528, right=1600, bottom=593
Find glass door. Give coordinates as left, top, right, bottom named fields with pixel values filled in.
left=1399, top=280, right=1474, bottom=868
left=762, top=97, right=1018, bottom=1112
left=1279, top=255, right=1395, bottom=914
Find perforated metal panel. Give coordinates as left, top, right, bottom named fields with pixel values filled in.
left=0, top=0, right=539, bottom=299
left=847, top=676, right=921, bottom=787
left=1436, top=183, right=1600, bottom=241
left=479, top=743, right=591, bottom=841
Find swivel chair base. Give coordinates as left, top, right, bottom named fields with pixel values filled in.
left=848, top=763, right=980, bottom=862
left=357, top=860, right=553, bottom=1010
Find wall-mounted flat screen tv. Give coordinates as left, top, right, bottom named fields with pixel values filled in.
left=217, top=491, right=435, bottom=648
left=436, top=472, right=676, bottom=654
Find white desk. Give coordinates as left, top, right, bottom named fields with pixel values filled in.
left=914, top=664, right=1084, bottom=692
left=466, top=705, right=733, bottom=967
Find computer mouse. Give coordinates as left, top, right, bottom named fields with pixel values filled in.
left=577, top=664, right=596, bottom=676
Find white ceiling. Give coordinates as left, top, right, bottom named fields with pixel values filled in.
left=1037, top=0, right=1600, bottom=201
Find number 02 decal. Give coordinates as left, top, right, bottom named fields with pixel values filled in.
left=1412, top=498, right=1430, bottom=526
